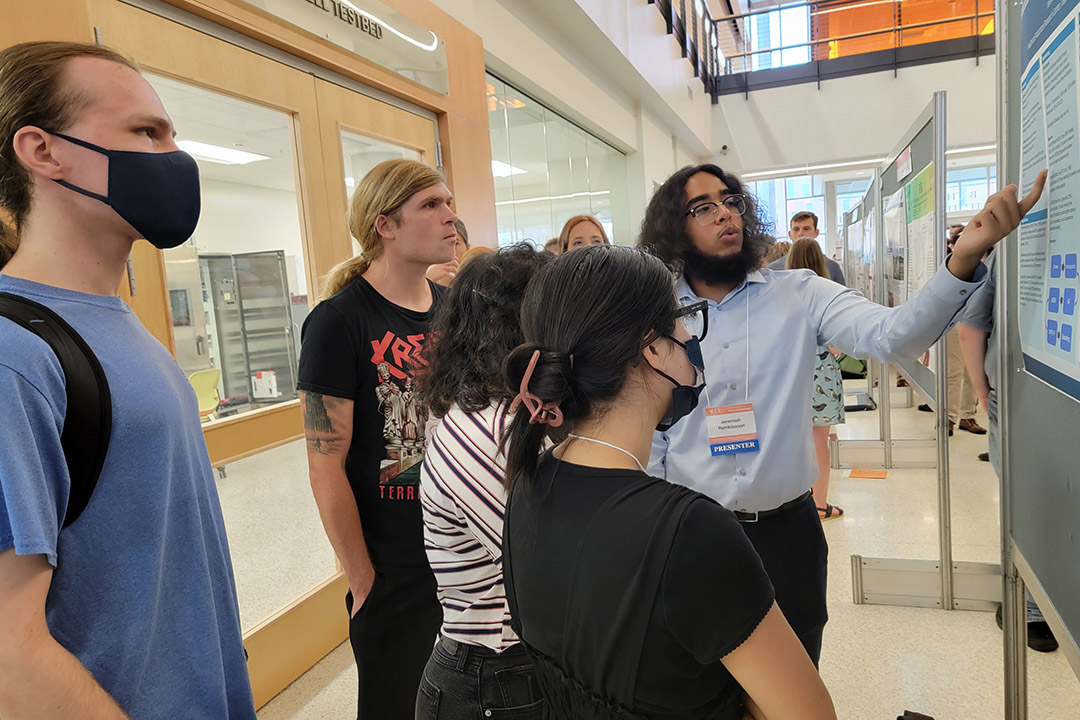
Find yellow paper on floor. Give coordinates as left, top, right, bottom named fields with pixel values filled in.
left=849, top=469, right=888, bottom=479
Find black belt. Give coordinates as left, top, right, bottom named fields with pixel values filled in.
left=439, top=634, right=524, bottom=659
left=732, top=490, right=812, bottom=523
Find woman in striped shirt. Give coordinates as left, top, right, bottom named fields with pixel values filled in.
left=416, top=244, right=551, bottom=719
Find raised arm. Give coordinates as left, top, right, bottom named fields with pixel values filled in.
left=0, top=549, right=130, bottom=719
left=816, top=175, right=1046, bottom=363
left=723, top=603, right=836, bottom=720
left=301, top=390, right=374, bottom=615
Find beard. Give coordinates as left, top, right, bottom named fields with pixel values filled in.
left=681, top=239, right=760, bottom=287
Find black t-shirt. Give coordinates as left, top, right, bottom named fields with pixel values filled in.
left=297, top=276, right=445, bottom=572
left=505, top=452, right=775, bottom=718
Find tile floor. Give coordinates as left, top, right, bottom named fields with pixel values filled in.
left=256, top=397, right=1080, bottom=719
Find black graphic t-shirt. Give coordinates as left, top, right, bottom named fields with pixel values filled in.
left=298, top=276, right=445, bottom=572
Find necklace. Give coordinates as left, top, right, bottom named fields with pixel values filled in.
left=567, top=433, right=646, bottom=473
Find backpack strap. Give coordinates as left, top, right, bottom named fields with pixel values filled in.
left=0, top=292, right=112, bottom=529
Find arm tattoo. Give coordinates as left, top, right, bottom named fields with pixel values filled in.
left=303, top=393, right=342, bottom=456
left=304, top=393, right=333, bottom=433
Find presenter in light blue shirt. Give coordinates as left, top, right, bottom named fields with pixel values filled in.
left=639, top=163, right=1046, bottom=666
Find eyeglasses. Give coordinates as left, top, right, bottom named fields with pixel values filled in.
left=669, top=300, right=708, bottom=372
left=673, top=300, right=708, bottom=342
left=685, top=195, right=747, bottom=226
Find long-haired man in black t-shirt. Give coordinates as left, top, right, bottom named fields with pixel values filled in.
left=297, top=159, right=458, bottom=719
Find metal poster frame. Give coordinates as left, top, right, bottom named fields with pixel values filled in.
left=999, top=2, right=1080, bottom=716
left=849, top=91, right=1003, bottom=615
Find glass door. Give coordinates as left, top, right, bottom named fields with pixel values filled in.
left=314, top=78, right=438, bottom=273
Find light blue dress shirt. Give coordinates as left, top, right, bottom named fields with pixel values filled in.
left=647, top=263, right=987, bottom=512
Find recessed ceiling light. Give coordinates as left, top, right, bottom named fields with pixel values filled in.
left=178, top=140, right=270, bottom=165
left=492, top=160, right=526, bottom=177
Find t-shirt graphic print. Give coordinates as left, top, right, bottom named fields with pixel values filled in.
left=372, top=334, right=429, bottom=492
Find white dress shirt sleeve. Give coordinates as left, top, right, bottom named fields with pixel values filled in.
left=811, top=261, right=988, bottom=361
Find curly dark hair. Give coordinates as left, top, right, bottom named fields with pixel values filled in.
left=418, top=243, right=552, bottom=419
left=637, top=163, right=773, bottom=271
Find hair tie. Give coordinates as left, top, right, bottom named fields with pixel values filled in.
left=510, top=350, right=564, bottom=427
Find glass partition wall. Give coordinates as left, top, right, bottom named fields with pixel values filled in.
left=486, top=72, right=630, bottom=247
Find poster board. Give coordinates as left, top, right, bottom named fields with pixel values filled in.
left=1003, top=0, right=1080, bottom=671
left=842, top=179, right=877, bottom=303
left=878, top=97, right=945, bottom=400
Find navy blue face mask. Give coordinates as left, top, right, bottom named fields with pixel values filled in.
left=650, top=300, right=709, bottom=432
left=650, top=337, right=706, bottom=432
left=49, top=131, right=201, bottom=249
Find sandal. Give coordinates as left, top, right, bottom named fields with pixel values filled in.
left=817, top=504, right=844, bottom=521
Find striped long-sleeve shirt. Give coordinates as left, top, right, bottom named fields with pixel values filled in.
left=420, top=401, right=518, bottom=651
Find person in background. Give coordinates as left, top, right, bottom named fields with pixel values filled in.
left=769, top=211, right=846, bottom=286
left=958, top=252, right=1058, bottom=652
left=298, top=159, right=456, bottom=719
left=543, top=236, right=561, bottom=254
left=457, top=244, right=494, bottom=273
left=559, top=214, right=609, bottom=253
left=916, top=224, right=987, bottom=435
left=639, top=163, right=1045, bottom=666
left=0, top=41, right=255, bottom=719
left=762, top=240, right=791, bottom=266
left=945, top=223, right=985, bottom=435
left=784, top=239, right=846, bottom=521
left=415, top=245, right=551, bottom=719
left=501, top=244, right=836, bottom=720
left=426, top=217, right=470, bottom=286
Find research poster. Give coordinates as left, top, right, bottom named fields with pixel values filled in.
left=884, top=188, right=908, bottom=307
left=904, top=164, right=937, bottom=300
left=1019, top=0, right=1080, bottom=399
left=861, top=212, right=877, bottom=302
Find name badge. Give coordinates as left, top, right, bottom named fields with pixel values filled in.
left=707, top=403, right=760, bottom=456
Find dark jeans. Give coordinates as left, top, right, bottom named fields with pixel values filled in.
left=740, top=494, right=829, bottom=666
left=415, top=635, right=544, bottom=720
left=347, top=570, right=441, bottom=720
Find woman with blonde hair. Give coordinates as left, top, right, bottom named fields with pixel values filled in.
left=559, top=214, right=609, bottom=253
left=298, top=158, right=458, bottom=718
left=785, top=238, right=845, bottom=521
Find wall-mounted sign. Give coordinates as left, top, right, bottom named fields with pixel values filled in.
left=240, top=0, right=449, bottom=94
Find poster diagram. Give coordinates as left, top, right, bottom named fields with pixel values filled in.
left=1019, top=0, right=1080, bottom=397
left=904, top=164, right=938, bottom=300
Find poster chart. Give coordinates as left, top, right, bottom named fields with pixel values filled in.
left=1019, top=0, right=1080, bottom=399
left=883, top=188, right=908, bottom=308
left=904, top=164, right=938, bottom=299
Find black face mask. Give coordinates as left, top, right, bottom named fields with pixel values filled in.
left=650, top=335, right=706, bottom=432
left=682, top=241, right=760, bottom=287
left=49, top=132, right=201, bottom=249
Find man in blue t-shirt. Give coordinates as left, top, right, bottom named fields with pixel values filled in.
left=0, top=42, right=256, bottom=718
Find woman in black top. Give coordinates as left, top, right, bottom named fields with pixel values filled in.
left=501, top=246, right=836, bottom=720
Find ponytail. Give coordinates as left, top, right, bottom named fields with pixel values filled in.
left=0, top=218, right=18, bottom=269
left=501, top=344, right=578, bottom=495
left=322, top=254, right=370, bottom=300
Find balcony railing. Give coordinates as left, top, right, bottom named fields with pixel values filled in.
left=648, top=0, right=725, bottom=103
left=714, top=0, right=994, bottom=76
left=648, top=0, right=992, bottom=101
